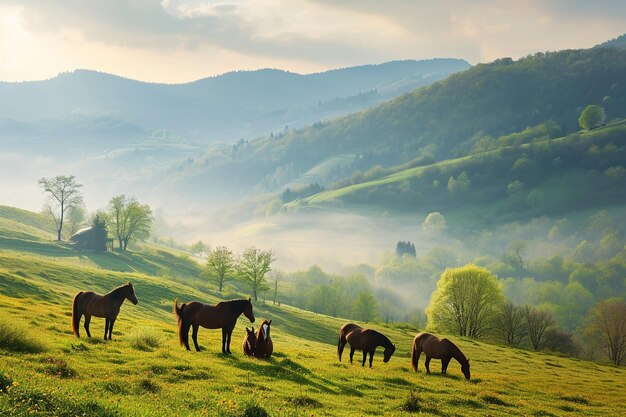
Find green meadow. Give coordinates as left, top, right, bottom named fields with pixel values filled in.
left=1, top=209, right=625, bottom=417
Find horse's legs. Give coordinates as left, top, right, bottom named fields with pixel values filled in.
left=349, top=347, right=355, bottom=364
left=361, top=351, right=367, bottom=367
left=104, top=318, right=110, bottom=340
left=84, top=314, right=92, bottom=338
left=338, top=334, right=347, bottom=361
left=441, top=357, right=451, bottom=374
left=108, top=318, right=116, bottom=340
left=221, top=328, right=228, bottom=354
left=226, top=328, right=233, bottom=354
left=192, top=324, right=200, bottom=352
left=425, top=357, right=431, bottom=374
left=369, top=350, right=374, bottom=368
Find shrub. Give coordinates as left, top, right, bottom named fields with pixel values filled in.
left=127, top=327, right=161, bottom=351
left=0, top=315, right=46, bottom=353
left=0, top=372, right=12, bottom=393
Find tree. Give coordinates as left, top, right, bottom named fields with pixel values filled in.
left=237, top=247, right=276, bottom=301
left=204, top=246, right=235, bottom=292
left=523, top=305, right=554, bottom=351
left=106, top=195, right=153, bottom=251
left=66, top=205, right=86, bottom=238
left=426, top=265, right=504, bottom=338
left=505, top=240, right=527, bottom=278
left=38, top=175, right=83, bottom=241
left=190, top=241, right=208, bottom=257
left=422, top=212, right=446, bottom=235
left=395, top=241, right=416, bottom=257
left=578, top=104, right=606, bottom=130
left=352, top=291, right=379, bottom=323
left=91, top=211, right=109, bottom=252
left=588, top=299, right=626, bottom=366
left=269, top=270, right=283, bottom=305
left=493, top=300, right=526, bottom=346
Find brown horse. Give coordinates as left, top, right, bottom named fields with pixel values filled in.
left=338, top=323, right=395, bottom=367
left=71, top=282, right=138, bottom=340
left=254, top=319, right=273, bottom=359
left=174, top=298, right=255, bottom=354
left=411, top=332, right=471, bottom=380
left=243, top=326, right=256, bottom=357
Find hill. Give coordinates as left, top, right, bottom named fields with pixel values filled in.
left=0, top=59, right=468, bottom=144
left=291, top=121, right=626, bottom=226
left=0, top=209, right=625, bottom=416
left=187, top=47, right=626, bottom=204
left=596, top=32, right=626, bottom=49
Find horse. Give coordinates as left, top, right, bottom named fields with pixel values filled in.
left=254, top=319, right=273, bottom=359
left=243, top=326, right=256, bottom=357
left=71, top=282, right=138, bottom=340
left=411, top=332, right=471, bottom=380
left=174, top=298, right=255, bottom=354
left=337, top=323, right=395, bottom=367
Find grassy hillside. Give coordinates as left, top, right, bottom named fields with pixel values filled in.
left=1, top=210, right=625, bottom=416
left=290, top=120, right=626, bottom=226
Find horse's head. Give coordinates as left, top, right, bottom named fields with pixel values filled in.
left=461, top=359, right=471, bottom=380
left=383, top=343, right=396, bottom=363
left=245, top=326, right=256, bottom=350
left=261, top=319, right=272, bottom=341
left=243, top=298, right=255, bottom=323
left=125, top=282, right=139, bottom=305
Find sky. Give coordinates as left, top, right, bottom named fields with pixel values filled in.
left=0, top=0, right=625, bottom=83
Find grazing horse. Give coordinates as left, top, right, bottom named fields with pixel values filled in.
left=337, top=323, right=395, bottom=367
left=174, top=298, right=255, bottom=354
left=243, top=326, right=256, bottom=357
left=411, top=332, right=471, bottom=380
left=71, top=282, right=138, bottom=340
left=254, top=319, right=273, bottom=359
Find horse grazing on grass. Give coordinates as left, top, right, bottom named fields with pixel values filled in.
left=338, top=323, right=395, bottom=367
left=71, top=282, right=138, bottom=340
left=254, top=319, right=273, bottom=359
left=174, top=298, right=255, bottom=354
left=243, top=326, right=256, bottom=357
left=411, top=332, right=471, bottom=380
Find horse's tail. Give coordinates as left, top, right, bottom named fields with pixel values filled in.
left=338, top=331, right=347, bottom=361
left=174, top=299, right=187, bottom=347
left=411, top=340, right=418, bottom=371
left=71, top=292, right=83, bottom=337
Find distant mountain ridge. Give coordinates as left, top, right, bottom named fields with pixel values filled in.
left=0, top=59, right=469, bottom=143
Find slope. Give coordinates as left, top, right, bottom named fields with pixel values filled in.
left=290, top=120, right=626, bottom=227
left=0, top=209, right=625, bottom=416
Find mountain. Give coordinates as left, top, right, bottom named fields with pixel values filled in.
left=0, top=59, right=469, bottom=143
left=173, top=47, right=626, bottom=202
left=596, top=32, right=626, bottom=49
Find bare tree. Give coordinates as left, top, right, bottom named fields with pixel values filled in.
left=493, top=300, right=526, bottom=346
left=237, top=247, right=276, bottom=301
left=269, top=270, right=283, bottom=305
left=204, top=246, right=234, bottom=292
left=589, top=299, right=626, bottom=366
left=38, top=175, right=83, bottom=241
left=505, top=240, right=527, bottom=278
left=523, top=305, right=553, bottom=351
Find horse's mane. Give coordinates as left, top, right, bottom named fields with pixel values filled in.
left=106, top=282, right=133, bottom=296
left=216, top=298, right=249, bottom=307
left=445, top=339, right=468, bottom=363
left=371, top=329, right=393, bottom=348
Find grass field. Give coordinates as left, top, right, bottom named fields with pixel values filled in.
left=1, top=209, right=625, bottom=416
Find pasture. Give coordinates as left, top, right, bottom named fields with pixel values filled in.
left=0, top=212, right=625, bottom=416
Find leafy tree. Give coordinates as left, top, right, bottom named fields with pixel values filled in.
left=91, top=211, right=109, bottom=252
left=395, top=241, right=416, bottom=257
left=493, top=300, right=526, bottom=346
left=204, top=246, right=235, bottom=292
left=106, top=195, right=153, bottom=251
left=523, top=305, right=554, bottom=351
left=38, top=175, right=83, bottom=241
left=588, top=298, right=626, bottom=365
left=352, top=291, right=379, bottom=323
left=66, top=205, right=86, bottom=238
left=237, top=247, right=276, bottom=301
left=426, top=264, right=504, bottom=338
left=190, top=240, right=208, bottom=257
left=578, top=104, right=606, bottom=130
left=422, top=212, right=446, bottom=235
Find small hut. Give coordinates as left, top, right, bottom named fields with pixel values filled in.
left=70, top=227, right=109, bottom=252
